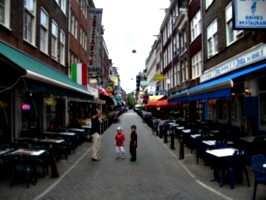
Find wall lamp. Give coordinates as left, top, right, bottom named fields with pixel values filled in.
left=245, top=87, right=251, bottom=96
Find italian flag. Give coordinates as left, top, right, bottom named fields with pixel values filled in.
left=71, top=63, right=88, bottom=87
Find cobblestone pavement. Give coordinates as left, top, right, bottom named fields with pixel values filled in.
left=1, top=110, right=265, bottom=200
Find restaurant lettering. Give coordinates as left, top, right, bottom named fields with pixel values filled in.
left=200, top=44, right=266, bottom=82
left=89, top=16, right=97, bottom=66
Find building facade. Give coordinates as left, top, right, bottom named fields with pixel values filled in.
left=0, top=0, right=95, bottom=144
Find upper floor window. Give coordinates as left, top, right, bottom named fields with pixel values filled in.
left=51, top=20, right=58, bottom=60
left=191, top=51, right=202, bottom=79
left=191, top=10, right=201, bottom=42
left=60, top=30, right=65, bottom=65
left=206, top=0, right=214, bottom=9
left=0, top=0, right=10, bottom=28
left=225, top=2, right=243, bottom=46
left=207, top=19, right=218, bottom=58
left=60, top=0, right=66, bottom=14
left=40, top=8, right=49, bottom=54
left=24, top=0, right=36, bottom=44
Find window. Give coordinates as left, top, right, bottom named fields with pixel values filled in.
left=80, top=29, right=82, bottom=45
left=59, top=30, right=65, bottom=65
left=259, top=77, right=266, bottom=129
left=60, top=0, right=66, bottom=14
left=191, top=10, right=201, bottom=42
left=40, top=8, right=49, bottom=54
left=181, top=62, right=185, bottom=82
left=81, top=0, right=88, bottom=19
left=218, top=99, right=229, bottom=121
left=0, top=0, right=10, bottom=28
left=225, top=2, right=243, bottom=46
left=51, top=20, right=58, bottom=60
left=192, top=51, right=202, bottom=79
left=71, top=15, right=75, bottom=35
left=74, top=19, right=78, bottom=38
left=208, top=99, right=216, bottom=121
left=206, top=0, right=214, bottom=9
left=176, top=63, right=180, bottom=85
left=207, top=19, right=218, bottom=58
left=24, top=0, right=36, bottom=44
left=231, top=96, right=240, bottom=122
left=185, top=60, right=188, bottom=81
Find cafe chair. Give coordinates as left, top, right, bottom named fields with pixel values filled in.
left=31, top=145, right=49, bottom=177
left=10, top=156, right=37, bottom=188
left=226, top=150, right=250, bottom=189
left=251, top=154, right=266, bottom=200
left=54, top=137, right=69, bottom=160
left=214, top=140, right=228, bottom=149
left=195, top=136, right=209, bottom=164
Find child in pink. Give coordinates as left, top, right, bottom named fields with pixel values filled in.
left=114, top=126, right=126, bottom=159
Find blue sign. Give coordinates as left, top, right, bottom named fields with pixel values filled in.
left=156, top=90, right=168, bottom=94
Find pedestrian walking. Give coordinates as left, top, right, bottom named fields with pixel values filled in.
left=130, top=125, right=137, bottom=161
left=91, top=111, right=101, bottom=161
left=114, top=126, right=126, bottom=159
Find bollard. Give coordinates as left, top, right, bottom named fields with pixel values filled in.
left=159, top=125, right=163, bottom=138
left=49, top=145, right=59, bottom=178
left=179, top=135, right=184, bottom=160
left=164, top=126, right=168, bottom=143
left=170, top=126, right=175, bottom=149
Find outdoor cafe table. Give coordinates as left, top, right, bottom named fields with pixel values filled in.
left=42, top=131, right=76, bottom=137
left=203, top=140, right=234, bottom=147
left=206, top=148, right=238, bottom=187
left=11, top=149, right=45, bottom=156
left=67, top=128, right=85, bottom=145
left=40, top=138, right=64, bottom=144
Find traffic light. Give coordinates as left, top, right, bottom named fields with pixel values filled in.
left=136, top=75, right=140, bottom=92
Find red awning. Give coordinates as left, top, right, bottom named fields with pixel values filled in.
left=99, top=88, right=107, bottom=95
left=156, top=99, right=177, bottom=107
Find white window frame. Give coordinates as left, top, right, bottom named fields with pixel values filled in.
left=182, top=62, right=185, bottom=82
left=0, top=0, right=11, bottom=28
left=185, top=60, right=188, bottom=81
left=191, top=51, right=202, bottom=79
left=74, top=18, right=78, bottom=39
left=24, top=0, right=36, bottom=45
left=190, top=10, right=201, bottom=42
left=206, top=0, right=214, bottom=9
left=51, top=20, right=58, bottom=61
left=60, top=30, right=65, bottom=65
left=225, top=2, right=244, bottom=46
left=71, top=14, right=74, bottom=35
left=40, top=8, right=49, bottom=54
left=207, top=19, right=218, bottom=58
left=60, top=0, right=66, bottom=14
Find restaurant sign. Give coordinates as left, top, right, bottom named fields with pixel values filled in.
left=233, top=0, right=266, bottom=29
left=200, top=44, right=266, bottom=83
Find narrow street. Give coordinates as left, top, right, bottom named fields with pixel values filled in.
left=35, top=110, right=227, bottom=200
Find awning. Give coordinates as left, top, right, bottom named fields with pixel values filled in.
left=156, top=99, right=177, bottom=107
left=168, top=91, right=189, bottom=103
left=104, top=95, right=117, bottom=106
left=0, top=42, right=93, bottom=99
left=168, top=63, right=266, bottom=102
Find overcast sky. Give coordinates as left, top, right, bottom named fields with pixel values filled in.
left=94, top=0, right=170, bottom=93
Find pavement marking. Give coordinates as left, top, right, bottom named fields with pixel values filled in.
left=158, top=137, right=233, bottom=200
left=33, top=145, right=94, bottom=200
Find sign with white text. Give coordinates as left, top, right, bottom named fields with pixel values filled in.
left=200, top=44, right=266, bottom=82
left=233, top=0, right=266, bottom=29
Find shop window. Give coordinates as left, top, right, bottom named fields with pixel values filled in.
left=21, top=95, right=39, bottom=137
left=231, top=96, right=239, bottom=122
left=208, top=99, right=216, bottom=121
left=0, top=94, right=11, bottom=144
left=218, top=99, right=229, bottom=121
left=259, top=93, right=266, bottom=127
left=196, top=101, right=203, bottom=120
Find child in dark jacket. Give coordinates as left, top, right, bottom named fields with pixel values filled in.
left=130, top=125, right=137, bottom=161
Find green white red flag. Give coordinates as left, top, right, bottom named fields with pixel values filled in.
left=71, top=63, right=88, bottom=88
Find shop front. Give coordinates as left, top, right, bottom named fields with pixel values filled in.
left=0, top=42, right=94, bottom=143
left=168, top=46, right=266, bottom=134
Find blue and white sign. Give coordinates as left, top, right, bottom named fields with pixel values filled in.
left=233, top=0, right=266, bottom=29
left=200, top=44, right=266, bottom=82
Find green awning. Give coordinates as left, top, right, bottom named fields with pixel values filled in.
left=0, top=42, right=93, bottom=99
